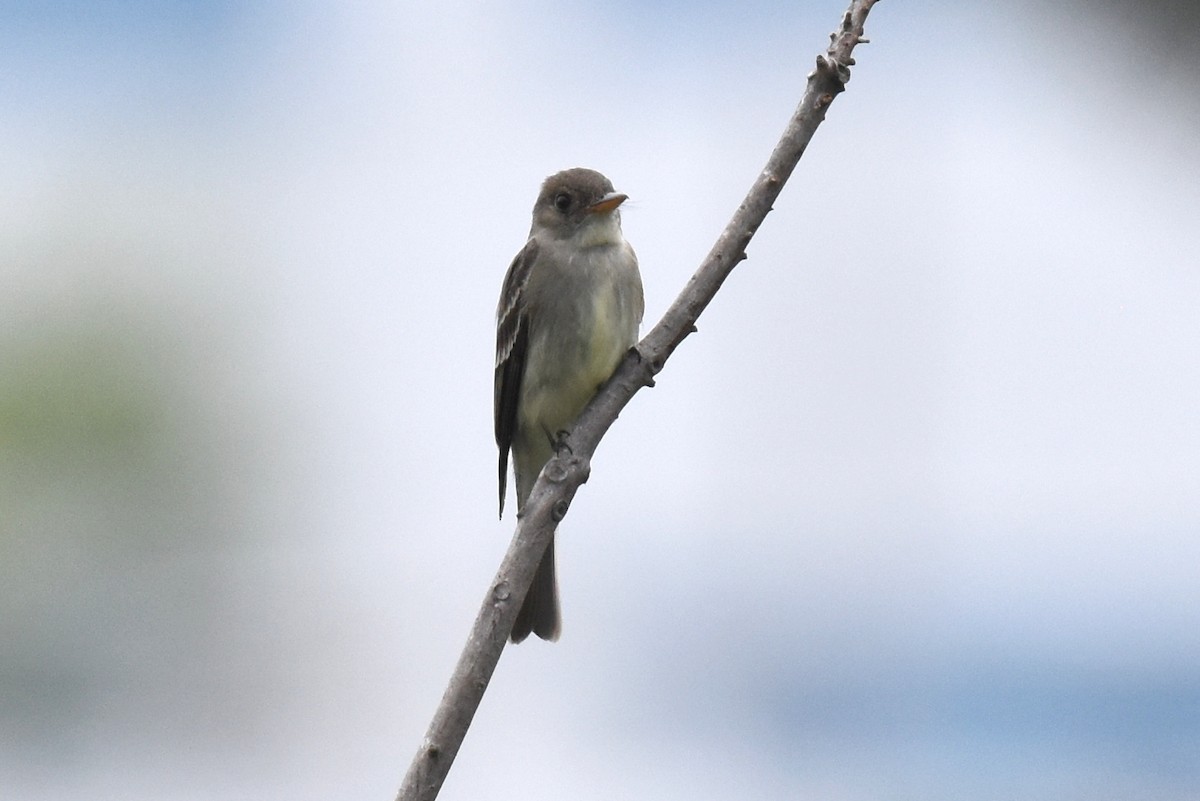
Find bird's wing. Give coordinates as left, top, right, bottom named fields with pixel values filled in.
left=494, top=238, right=538, bottom=518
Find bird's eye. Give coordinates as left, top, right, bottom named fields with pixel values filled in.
left=553, top=192, right=571, bottom=213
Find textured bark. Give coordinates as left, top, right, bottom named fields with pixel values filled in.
left=396, top=2, right=882, bottom=799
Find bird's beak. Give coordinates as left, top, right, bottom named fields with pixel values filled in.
left=588, top=192, right=628, bottom=214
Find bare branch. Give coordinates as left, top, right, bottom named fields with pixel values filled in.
left=395, top=2, right=881, bottom=799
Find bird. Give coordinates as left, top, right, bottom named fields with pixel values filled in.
left=494, top=168, right=644, bottom=643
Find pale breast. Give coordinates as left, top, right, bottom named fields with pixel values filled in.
left=518, top=244, right=640, bottom=438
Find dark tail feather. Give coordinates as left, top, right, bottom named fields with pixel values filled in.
left=510, top=537, right=561, bottom=643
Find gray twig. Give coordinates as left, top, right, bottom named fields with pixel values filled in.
left=395, top=2, right=880, bottom=799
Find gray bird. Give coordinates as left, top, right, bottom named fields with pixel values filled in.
left=495, top=168, right=644, bottom=643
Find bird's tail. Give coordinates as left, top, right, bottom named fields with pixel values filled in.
left=510, top=536, right=561, bottom=643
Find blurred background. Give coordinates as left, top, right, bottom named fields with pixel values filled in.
left=3, top=1, right=1198, bottom=799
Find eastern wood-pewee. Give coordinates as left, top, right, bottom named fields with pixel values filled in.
left=495, top=168, right=644, bottom=643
